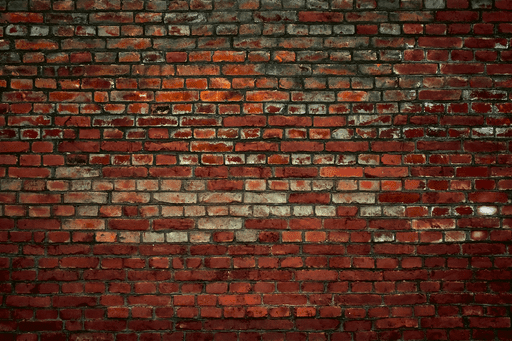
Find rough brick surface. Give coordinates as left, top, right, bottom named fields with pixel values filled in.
left=1, top=0, right=512, bottom=339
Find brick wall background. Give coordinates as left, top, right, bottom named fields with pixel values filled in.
left=1, top=0, right=512, bottom=340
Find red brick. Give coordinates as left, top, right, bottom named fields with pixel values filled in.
left=246, top=91, right=289, bottom=102
left=0, top=142, right=30, bottom=153
left=108, top=219, right=149, bottom=231
left=154, top=219, right=195, bottom=230
left=15, top=39, right=58, bottom=50
left=18, top=219, right=60, bottom=230
left=298, top=11, right=344, bottom=22
left=437, top=10, right=478, bottom=21
left=200, top=91, right=243, bottom=102
left=394, top=64, right=437, bottom=75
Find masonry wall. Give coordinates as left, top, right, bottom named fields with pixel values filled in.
left=1, top=0, right=512, bottom=340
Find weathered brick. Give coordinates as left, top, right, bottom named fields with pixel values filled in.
left=198, top=218, right=243, bottom=230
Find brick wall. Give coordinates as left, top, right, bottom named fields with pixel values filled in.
left=1, top=0, right=512, bottom=339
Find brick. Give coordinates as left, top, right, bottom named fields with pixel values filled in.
left=320, top=167, right=363, bottom=177
left=154, top=193, right=196, bottom=204
left=200, top=91, right=243, bottom=102
left=326, top=142, right=368, bottom=152
left=154, top=219, right=195, bottom=231
left=469, top=317, right=511, bottom=328
left=15, top=39, right=58, bottom=50
left=268, top=116, right=311, bottom=127
left=394, top=64, right=438, bottom=75
left=3, top=91, right=47, bottom=102
left=155, top=91, right=199, bottom=102
left=379, top=193, right=420, bottom=203
left=440, top=64, right=485, bottom=74
left=18, top=219, right=60, bottom=230
left=418, top=90, right=462, bottom=100
left=299, top=12, right=344, bottom=22
left=281, top=141, right=323, bottom=152
left=197, top=218, right=242, bottom=230
left=64, top=192, right=108, bottom=204
left=0, top=142, right=30, bottom=153
left=58, top=141, right=100, bottom=153
left=376, top=318, right=418, bottom=329
left=108, top=219, right=150, bottom=231
left=364, top=167, right=408, bottom=178
left=245, top=193, right=287, bottom=204
left=412, top=219, right=456, bottom=229
left=20, top=193, right=61, bottom=204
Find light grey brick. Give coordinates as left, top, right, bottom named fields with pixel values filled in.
left=198, top=217, right=242, bottom=229
left=166, top=232, right=188, bottom=243
left=143, top=232, right=164, bottom=243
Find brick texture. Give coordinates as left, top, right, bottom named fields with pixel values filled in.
left=1, top=0, right=512, bottom=339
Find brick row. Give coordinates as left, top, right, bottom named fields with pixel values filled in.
left=3, top=217, right=511, bottom=231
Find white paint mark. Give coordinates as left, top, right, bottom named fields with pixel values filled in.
left=477, top=206, right=497, bottom=215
